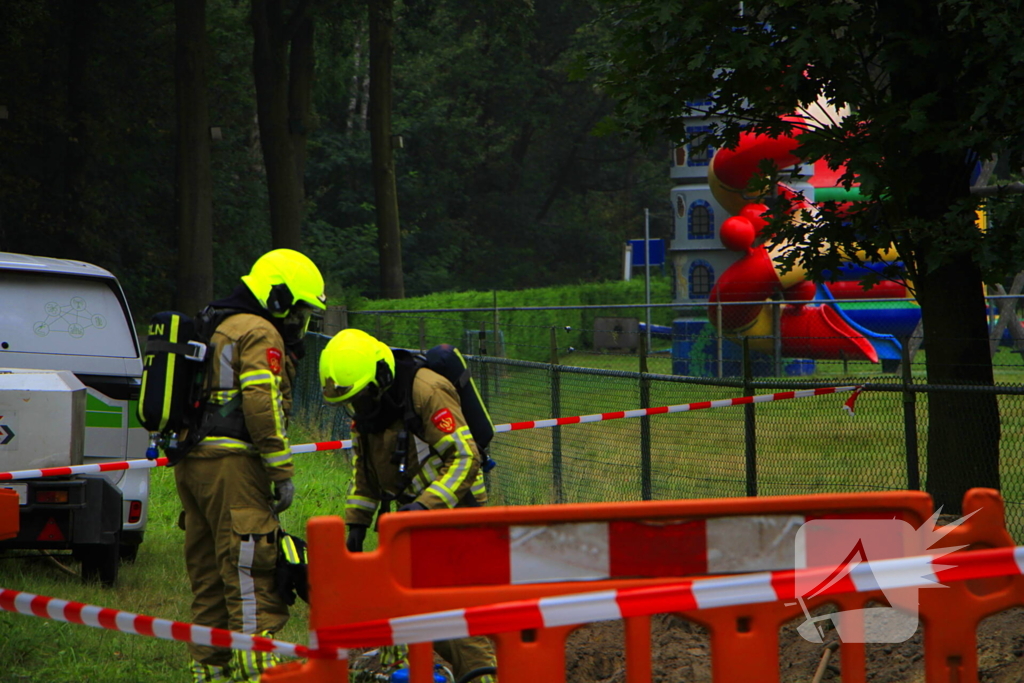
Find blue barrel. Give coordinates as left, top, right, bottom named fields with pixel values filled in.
left=390, top=666, right=449, bottom=683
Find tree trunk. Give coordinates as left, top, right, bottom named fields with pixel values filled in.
left=59, top=0, right=97, bottom=257
left=880, top=1, right=1001, bottom=514
left=288, top=14, right=314, bottom=199
left=174, top=0, right=214, bottom=315
left=368, top=0, right=404, bottom=299
left=906, top=152, right=1000, bottom=513
left=916, top=258, right=1001, bottom=513
left=251, top=0, right=305, bottom=250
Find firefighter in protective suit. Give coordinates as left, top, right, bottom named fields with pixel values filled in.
left=319, top=329, right=498, bottom=683
left=176, top=249, right=326, bottom=683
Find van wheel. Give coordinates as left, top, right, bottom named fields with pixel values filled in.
left=75, top=542, right=120, bottom=587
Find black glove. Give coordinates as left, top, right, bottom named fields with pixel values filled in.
left=346, top=524, right=367, bottom=553
left=397, top=501, right=427, bottom=512
left=273, top=479, right=295, bottom=513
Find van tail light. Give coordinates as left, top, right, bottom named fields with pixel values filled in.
left=35, top=490, right=69, bottom=504
left=127, top=500, right=142, bottom=524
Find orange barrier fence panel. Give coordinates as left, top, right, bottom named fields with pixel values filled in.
left=668, top=488, right=1024, bottom=683
left=263, top=490, right=942, bottom=683
left=0, top=488, right=18, bottom=541
left=917, top=488, right=1022, bottom=683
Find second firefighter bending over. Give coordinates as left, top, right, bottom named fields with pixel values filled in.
left=319, top=329, right=497, bottom=682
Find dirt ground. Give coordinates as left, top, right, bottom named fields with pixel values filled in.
left=563, top=606, right=1024, bottom=683
left=351, top=604, right=1024, bottom=682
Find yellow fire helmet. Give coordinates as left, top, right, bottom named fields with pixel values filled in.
left=241, top=249, right=327, bottom=318
left=319, top=329, right=396, bottom=404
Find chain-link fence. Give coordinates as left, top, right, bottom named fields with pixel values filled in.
left=293, top=299, right=1024, bottom=542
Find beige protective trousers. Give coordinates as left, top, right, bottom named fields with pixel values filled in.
left=435, top=637, right=498, bottom=681
left=175, top=453, right=289, bottom=668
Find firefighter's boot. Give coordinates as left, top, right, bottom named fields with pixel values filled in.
left=190, top=661, right=232, bottom=683
left=231, top=632, right=283, bottom=682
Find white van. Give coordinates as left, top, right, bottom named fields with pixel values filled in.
left=0, top=252, right=150, bottom=585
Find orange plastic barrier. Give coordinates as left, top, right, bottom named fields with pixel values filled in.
left=0, top=488, right=18, bottom=541
left=670, top=488, right=1019, bottom=683
left=263, top=490, right=951, bottom=683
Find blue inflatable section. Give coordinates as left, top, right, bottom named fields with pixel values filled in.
left=813, top=284, right=903, bottom=361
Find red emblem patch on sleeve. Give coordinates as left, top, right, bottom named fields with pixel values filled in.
left=267, top=348, right=283, bottom=375
left=431, top=408, right=456, bottom=434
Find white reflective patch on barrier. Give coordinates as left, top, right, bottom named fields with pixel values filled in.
left=510, top=523, right=610, bottom=584
left=706, top=515, right=805, bottom=574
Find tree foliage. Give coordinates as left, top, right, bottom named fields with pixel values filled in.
left=591, top=0, right=1024, bottom=283
left=1, top=0, right=667, bottom=314
left=588, top=0, right=1024, bottom=509
left=304, top=0, right=670, bottom=298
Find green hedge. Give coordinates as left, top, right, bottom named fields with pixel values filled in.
left=339, top=278, right=674, bottom=362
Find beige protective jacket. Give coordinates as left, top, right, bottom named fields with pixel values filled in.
left=188, top=312, right=294, bottom=482
left=344, top=368, right=487, bottom=527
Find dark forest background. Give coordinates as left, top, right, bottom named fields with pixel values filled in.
left=0, top=0, right=671, bottom=317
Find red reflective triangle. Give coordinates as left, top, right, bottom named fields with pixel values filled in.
left=37, top=517, right=66, bottom=542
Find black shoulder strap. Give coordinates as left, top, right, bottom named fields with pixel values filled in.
left=194, top=305, right=246, bottom=343
left=401, top=353, right=428, bottom=438
left=390, top=352, right=426, bottom=491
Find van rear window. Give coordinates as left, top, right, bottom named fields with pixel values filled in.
left=0, top=272, right=137, bottom=359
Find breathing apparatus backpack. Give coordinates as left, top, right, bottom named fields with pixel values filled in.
left=137, top=307, right=238, bottom=464
left=275, top=530, right=309, bottom=605
left=395, top=343, right=497, bottom=475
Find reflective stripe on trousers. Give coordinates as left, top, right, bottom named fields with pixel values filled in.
left=237, top=535, right=258, bottom=634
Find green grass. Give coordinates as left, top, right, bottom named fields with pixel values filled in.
left=0, top=419, right=355, bottom=683
left=3, top=347, right=1021, bottom=680
left=563, top=343, right=1024, bottom=384
left=481, top=348, right=1024, bottom=539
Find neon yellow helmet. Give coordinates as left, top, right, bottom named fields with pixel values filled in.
left=241, top=249, right=327, bottom=318
left=319, top=329, right=395, bottom=404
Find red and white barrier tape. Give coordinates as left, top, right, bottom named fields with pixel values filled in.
left=496, top=385, right=861, bottom=433
left=0, top=586, right=345, bottom=660
left=311, top=545, right=1024, bottom=649
left=0, top=457, right=170, bottom=482
left=291, top=385, right=863, bottom=454
left=0, top=385, right=863, bottom=477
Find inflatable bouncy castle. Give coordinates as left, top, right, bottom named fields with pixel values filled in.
left=668, top=111, right=920, bottom=376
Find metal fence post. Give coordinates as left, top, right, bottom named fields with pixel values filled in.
left=492, top=291, right=501, bottom=357
left=773, top=299, right=782, bottom=377
left=478, top=328, right=489, bottom=402
left=743, top=337, right=757, bottom=497
left=639, top=334, right=652, bottom=501
left=418, top=317, right=426, bottom=352
left=716, top=301, right=724, bottom=379
left=902, top=338, right=921, bottom=490
left=550, top=327, right=564, bottom=503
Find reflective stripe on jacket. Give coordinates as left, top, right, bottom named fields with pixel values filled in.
left=191, top=312, right=294, bottom=481
left=344, top=368, right=486, bottom=526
